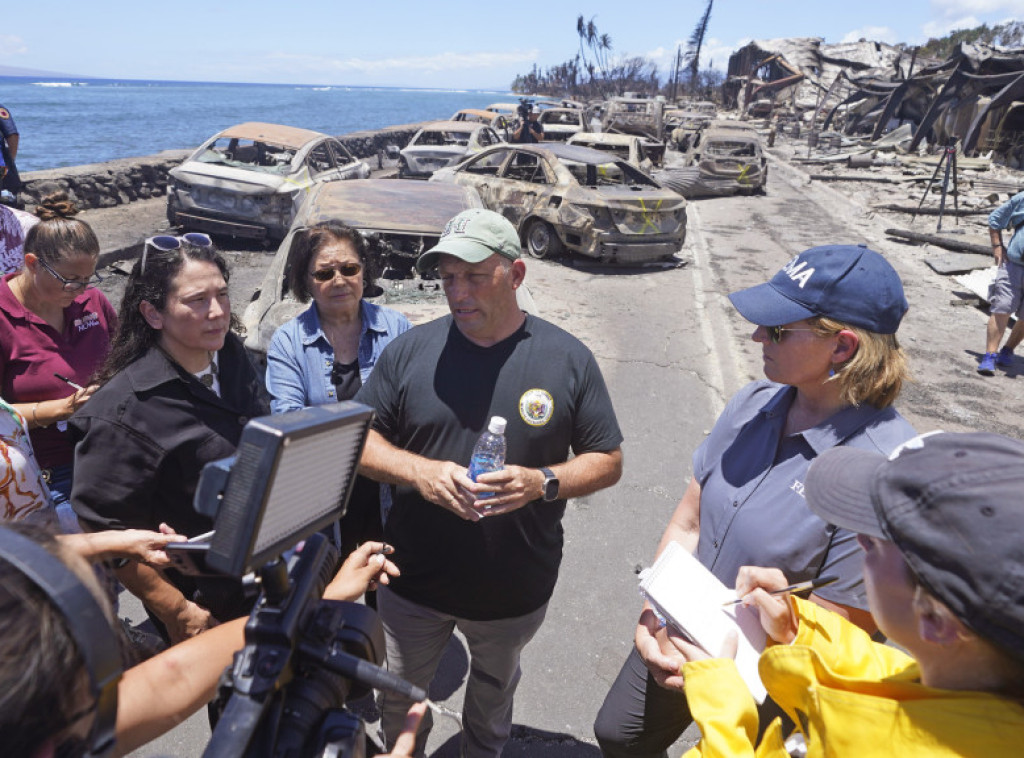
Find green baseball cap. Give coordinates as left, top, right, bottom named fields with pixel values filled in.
left=416, top=208, right=522, bottom=274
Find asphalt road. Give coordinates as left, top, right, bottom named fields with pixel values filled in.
left=107, top=147, right=1024, bottom=757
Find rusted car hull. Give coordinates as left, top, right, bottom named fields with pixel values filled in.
left=242, top=180, right=484, bottom=354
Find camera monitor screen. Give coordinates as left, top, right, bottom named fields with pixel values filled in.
left=204, top=401, right=374, bottom=576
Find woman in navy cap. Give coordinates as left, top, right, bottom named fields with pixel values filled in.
left=595, top=244, right=916, bottom=757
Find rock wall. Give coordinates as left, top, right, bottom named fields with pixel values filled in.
left=16, top=123, right=426, bottom=212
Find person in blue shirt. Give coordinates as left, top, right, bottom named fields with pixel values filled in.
left=266, top=221, right=411, bottom=557
left=594, top=245, right=916, bottom=758
left=0, top=104, right=20, bottom=197
left=979, top=191, right=1024, bottom=375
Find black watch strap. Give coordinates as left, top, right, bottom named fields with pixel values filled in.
left=540, top=467, right=559, bottom=501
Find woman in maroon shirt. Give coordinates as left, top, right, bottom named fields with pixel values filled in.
left=0, top=193, right=115, bottom=527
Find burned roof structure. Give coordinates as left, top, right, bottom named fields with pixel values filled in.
left=724, top=38, right=913, bottom=117
left=726, top=36, right=1024, bottom=167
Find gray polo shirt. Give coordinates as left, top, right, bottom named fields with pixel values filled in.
left=693, top=380, right=915, bottom=610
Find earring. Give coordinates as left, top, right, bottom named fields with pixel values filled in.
left=828, top=367, right=836, bottom=378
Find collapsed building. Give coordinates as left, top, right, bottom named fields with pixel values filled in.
left=724, top=38, right=1024, bottom=167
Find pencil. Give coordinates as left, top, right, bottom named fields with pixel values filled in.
left=722, top=574, right=839, bottom=607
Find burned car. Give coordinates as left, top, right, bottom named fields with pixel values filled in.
left=600, top=97, right=666, bottom=141
left=241, top=179, right=484, bottom=355
left=684, top=122, right=767, bottom=194
left=450, top=109, right=511, bottom=138
left=567, top=132, right=662, bottom=171
left=398, top=121, right=503, bottom=179
left=166, top=122, right=370, bottom=241
left=537, top=108, right=589, bottom=141
left=430, top=143, right=686, bottom=264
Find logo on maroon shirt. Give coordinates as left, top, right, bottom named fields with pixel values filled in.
left=74, top=312, right=101, bottom=332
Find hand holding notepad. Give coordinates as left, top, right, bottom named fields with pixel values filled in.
left=638, top=541, right=768, bottom=703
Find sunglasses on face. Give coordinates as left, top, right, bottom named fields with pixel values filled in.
left=141, top=233, right=214, bottom=274
left=310, top=262, right=362, bottom=282
left=765, top=325, right=818, bottom=343
left=38, top=258, right=103, bottom=292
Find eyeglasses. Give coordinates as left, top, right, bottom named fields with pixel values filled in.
left=141, top=233, right=213, bottom=274
left=765, top=325, right=819, bottom=344
left=37, top=258, right=103, bottom=291
left=310, top=262, right=362, bottom=282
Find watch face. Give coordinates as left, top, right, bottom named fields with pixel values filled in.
left=543, top=471, right=559, bottom=501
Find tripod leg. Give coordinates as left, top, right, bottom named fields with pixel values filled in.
left=951, top=148, right=960, bottom=225
left=936, top=148, right=954, bottom=233
left=913, top=150, right=948, bottom=222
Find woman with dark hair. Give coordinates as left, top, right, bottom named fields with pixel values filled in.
left=266, top=222, right=410, bottom=554
left=69, top=235, right=269, bottom=642
left=0, top=192, right=115, bottom=526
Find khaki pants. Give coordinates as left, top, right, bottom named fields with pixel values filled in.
left=377, top=586, right=548, bottom=758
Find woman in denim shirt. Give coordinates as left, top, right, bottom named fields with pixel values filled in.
left=266, top=222, right=411, bottom=559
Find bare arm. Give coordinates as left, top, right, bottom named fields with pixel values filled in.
left=114, top=616, right=246, bottom=756
left=15, top=384, right=97, bottom=430
left=58, top=528, right=185, bottom=567
left=472, top=447, right=623, bottom=516
left=991, top=227, right=1006, bottom=266
left=358, top=428, right=486, bottom=521
left=633, top=477, right=702, bottom=691
left=113, top=541, right=399, bottom=755
left=114, top=562, right=215, bottom=644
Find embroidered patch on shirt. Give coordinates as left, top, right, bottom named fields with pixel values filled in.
left=74, top=312, right=101, bottom=332
left=519, top=388, right=554, bottom=427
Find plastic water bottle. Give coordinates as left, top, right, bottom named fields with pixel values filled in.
left=467, top=416, right=507, bottom=499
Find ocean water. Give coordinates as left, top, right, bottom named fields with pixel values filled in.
left=0, top=76, right=515, bottom=172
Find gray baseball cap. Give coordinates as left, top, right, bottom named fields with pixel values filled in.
left=416, top=208, right=521, bottom=274
left=805, top=431, right=1024, bottom=664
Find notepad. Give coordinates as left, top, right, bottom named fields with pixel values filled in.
left=638, top=540, right=768, bottom=703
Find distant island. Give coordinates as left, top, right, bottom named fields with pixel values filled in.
left=0, top=63, right=83, bottom=79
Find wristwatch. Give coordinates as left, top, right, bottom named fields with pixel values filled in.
left=540, top=467, right=560, bottom=502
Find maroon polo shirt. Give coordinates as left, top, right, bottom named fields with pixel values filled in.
left=0, top=273, right=116, bottom=468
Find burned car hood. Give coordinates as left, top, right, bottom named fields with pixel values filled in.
left=401, top=146, right=467, bottom=160
left=169, top=161, right=298, bottom=193
left=299, top=179, right=482, bottom=234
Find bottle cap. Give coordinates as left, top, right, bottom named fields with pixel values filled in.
left=488, top=416, right=507, bottom=435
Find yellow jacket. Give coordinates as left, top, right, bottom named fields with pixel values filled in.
left=682, top=598, right=1024, bottom=757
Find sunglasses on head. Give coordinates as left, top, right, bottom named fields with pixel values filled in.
left=141, top=233, right=213, bottom=274
left=310, top=262, right=362, bottom=282
left=764, top=325, right=818, bottom=344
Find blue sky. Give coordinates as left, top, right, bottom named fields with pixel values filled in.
left=2, top=1, right=1021, bottom=89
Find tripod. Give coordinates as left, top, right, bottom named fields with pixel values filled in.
left=913, top=139, right=959, bottom=233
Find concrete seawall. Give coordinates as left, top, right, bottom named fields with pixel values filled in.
left=17, top=123, right=426, bottom=211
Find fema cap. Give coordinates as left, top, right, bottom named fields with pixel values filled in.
left=805, top=431, right=1024, bottom=664
left=417, top=208, right=521, bottom=274
left=728, top=245, right=908, bottom=334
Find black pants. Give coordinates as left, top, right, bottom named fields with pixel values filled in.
left=594, top=647, right=792, bottom=757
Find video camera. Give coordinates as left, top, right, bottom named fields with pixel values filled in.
left=165, top=402, right=426, bottom=758
left=517, top=97, right=534, bottom=120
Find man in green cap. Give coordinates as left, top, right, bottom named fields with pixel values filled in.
left=355, top=208, right=624, bottom=757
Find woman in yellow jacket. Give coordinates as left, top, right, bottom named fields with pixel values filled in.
left=675, top=431, right=1024, bottom=757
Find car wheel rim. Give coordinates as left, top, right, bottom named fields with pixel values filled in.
left=528, top=224, right=551, bottom=258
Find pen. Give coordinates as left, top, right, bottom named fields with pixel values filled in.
left=722, top=574, right=839, bottom=607
left=54, top=372, right=85, bottom=391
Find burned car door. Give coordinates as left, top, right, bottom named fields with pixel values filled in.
left=495, top=150, right=551, bottom=228
left=453, top=147, right=514, bottom=208
left=329, top=140, right=367, bottom=180
left=306, top=141, right=341, bottom=183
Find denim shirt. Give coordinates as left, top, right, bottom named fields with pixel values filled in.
left=989, top=190, right=1024, bottom=265
left=266, top=299, right=412, bottom=414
